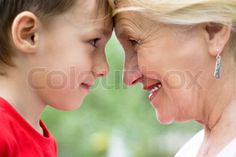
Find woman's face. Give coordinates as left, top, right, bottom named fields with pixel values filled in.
left=115, top=11, right=217, bottom=124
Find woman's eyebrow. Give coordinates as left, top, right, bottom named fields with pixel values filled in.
left=116, top=25, right=138, bottom=38
left=115, top=16, right=142, bottom=36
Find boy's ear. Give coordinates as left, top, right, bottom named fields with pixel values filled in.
left=11, top=11, right=40, bottom=54
left=204, top=22, right=231, bottom=56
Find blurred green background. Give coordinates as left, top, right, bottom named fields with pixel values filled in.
left=41, top=35, right=202, bottom=157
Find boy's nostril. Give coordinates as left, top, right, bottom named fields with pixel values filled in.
left=96, top=70, right=108, bottom=77
left=98, top=73, right=105, bottom=77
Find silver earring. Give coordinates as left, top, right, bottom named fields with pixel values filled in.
left=214, top=49, right=222, bottom=79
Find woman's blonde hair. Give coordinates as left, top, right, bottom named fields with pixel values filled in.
left=108, top=0, right=236, bottom=54
left=109, top=0, right=236, bottom=31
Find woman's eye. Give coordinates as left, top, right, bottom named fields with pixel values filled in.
left=89, top=38, right=100, bottom=48
left=128, top=38, right=139, bottom=47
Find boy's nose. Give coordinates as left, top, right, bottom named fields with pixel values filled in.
left=92, top=50, right=109, bottom=78
left=93, top=63, right=109, bottom=78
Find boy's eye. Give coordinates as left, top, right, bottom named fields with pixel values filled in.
left=89, top=38, right=100, bottom=48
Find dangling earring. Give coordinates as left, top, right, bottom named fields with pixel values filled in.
left=214, top=49, right=222, bottom=79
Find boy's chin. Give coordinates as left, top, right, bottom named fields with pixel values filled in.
left=59, top=104, right=82, bottom=111
left=50, top=101, right=83, bottom=111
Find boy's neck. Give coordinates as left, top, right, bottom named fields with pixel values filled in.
left=0, top=72, right=46, bottom=135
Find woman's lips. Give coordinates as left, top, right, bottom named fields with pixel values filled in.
left=144, top=83, right=162, bottom=101
left=149, top=87, right=160, bottom=101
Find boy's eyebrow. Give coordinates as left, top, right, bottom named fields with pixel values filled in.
left=94, top=27, right=113, bottom=37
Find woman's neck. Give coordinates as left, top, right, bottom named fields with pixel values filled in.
left=197, top=100, right=236, bottom=157
left=198, top=72, right=236, bottom=156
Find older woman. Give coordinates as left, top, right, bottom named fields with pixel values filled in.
left=109, top=0, right=236, bottom=156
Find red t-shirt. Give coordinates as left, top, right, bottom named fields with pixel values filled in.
left=0, top=97, right=57, bottom=157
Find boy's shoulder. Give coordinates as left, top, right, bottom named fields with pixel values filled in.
left=0, top=105, right=16, bottom=156
left=0, top=97, right=57, bottom=157
left=0, top=97, right=24, bottom=146
left=0, top=103, right=17, bottom=141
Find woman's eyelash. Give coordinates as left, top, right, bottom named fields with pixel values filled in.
left=128, top=38, right=139, bottom=47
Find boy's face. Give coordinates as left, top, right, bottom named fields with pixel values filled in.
left=29, top=0, right=113, bottom=110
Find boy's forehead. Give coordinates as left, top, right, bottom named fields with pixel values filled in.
left=66, top=0, right=112, bottom=27
left=59, top=1, right=112, bottom=34
left=58, top=0, right=112, bottom=34
left=71, top=0, right=110, bottom=19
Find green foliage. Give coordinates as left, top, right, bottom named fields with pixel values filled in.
left=41, top=35, right=202, bottom=157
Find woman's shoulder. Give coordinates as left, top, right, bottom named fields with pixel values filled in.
left=175, top=129, right=204, bottom=157
left=217, top=137, right=236, bottom=157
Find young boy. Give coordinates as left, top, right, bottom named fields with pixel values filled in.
left=0, top=0, right=112, bottom=156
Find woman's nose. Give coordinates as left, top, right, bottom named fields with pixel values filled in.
left=123, top=53, right=143, bottom=86
left=123, top=66, right=143, bottom=85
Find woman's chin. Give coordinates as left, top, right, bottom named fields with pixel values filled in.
left=156, top=111, right=175, bottom=125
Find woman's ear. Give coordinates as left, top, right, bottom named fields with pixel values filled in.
left=204, top=22, right=232, bottom=56
left=11, top=11, right=40, bottom=54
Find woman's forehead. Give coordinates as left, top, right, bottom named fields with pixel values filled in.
left=115, top=12, right=156, bottom=30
